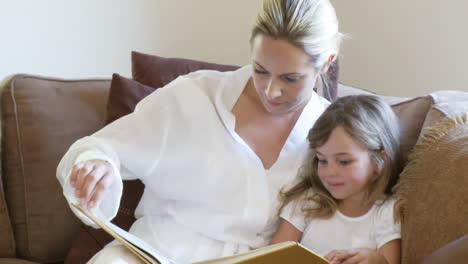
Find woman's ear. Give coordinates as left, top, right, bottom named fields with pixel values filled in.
left=320, top=54, right=337, bottom=74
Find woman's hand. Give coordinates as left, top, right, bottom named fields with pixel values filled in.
left=325, top=248, right=389, bottom=264
left=70, top=159, right=116, bottom=209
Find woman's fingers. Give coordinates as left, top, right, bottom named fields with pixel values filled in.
left=80, top=165, right=106, bottom=203
left=70, top=162, right=86, bottom=188
left=87, top=172, right=115, bottom=208
left=69, top=159, right=115, bottom=208
left=74, top=162, right=94, bottom=198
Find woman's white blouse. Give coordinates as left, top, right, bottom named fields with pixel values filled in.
left=57, top=65, right=329, bottom=262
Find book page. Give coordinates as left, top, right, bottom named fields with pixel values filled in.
left=71, top=203, right=178, bottom=264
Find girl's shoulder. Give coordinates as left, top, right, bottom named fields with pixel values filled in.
left=372, top=197, right=397, bottom=222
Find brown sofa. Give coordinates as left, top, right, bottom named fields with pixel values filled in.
left=0, top=52, right=467, bottom=264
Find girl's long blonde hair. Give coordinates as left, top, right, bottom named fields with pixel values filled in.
left=281, top=95, right=403, bottom=219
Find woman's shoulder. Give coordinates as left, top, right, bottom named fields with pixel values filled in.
left=162, top=65, right=251, bottom=96
left=180, top=65, right=250, bottom=85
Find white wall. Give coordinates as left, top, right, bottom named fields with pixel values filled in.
left=332, top=0, right=468, bottom=97
left=0, top=1, right=261, bottom=81
left=2, top=1, right=466, bottom=97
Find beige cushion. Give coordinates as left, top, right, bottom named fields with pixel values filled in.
left=1, top=75, right=110, bottom=262
left=394, top=114, right=468, bottom=264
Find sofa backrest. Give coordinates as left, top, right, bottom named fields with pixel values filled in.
left=0, top=75, right=110, bottom=262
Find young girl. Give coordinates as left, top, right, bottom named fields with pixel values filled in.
left=271, top=95, right=403, bottom=264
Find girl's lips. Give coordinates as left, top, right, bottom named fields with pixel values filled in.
left=327, top=182, right=344, bottom=190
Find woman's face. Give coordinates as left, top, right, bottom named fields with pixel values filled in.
left=250, top=34, right=321, bottom=115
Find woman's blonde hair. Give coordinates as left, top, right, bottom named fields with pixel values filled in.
left=251, top=0, right=343, bottom=70
left=281, top=95, right=403, bottom=219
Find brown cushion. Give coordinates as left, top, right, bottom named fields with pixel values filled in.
left=393, top=114, right=468, bottom=264
left=1, top=75, right=110, bottom=262
left=0, top=259, right=40, bottom=264
left=0, top=169, right=15, bottom=257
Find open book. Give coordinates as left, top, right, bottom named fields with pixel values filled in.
left=71, top=203, right=329, bottom=264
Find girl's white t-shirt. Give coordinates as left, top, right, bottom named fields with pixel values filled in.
left=281, top=197, right=401, bottom=257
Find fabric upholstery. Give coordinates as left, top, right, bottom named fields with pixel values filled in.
left=0, top=259, right=39, bottom=264
left=422, top=234, right=468, bottom=264
left=106, top=73, right=156, bottom=124
left=131, top=51, right=240, bottom=89
left=1, top=75, right=110, bottom=262
left=0, top=169, right=15, bottom=257
left=390, top=96, right=433, bottom=162
left=394, top=114, right=468, bottom=264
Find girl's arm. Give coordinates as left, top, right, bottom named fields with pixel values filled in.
left=269, top=218, right=302, bottom=245
left=378, top=239, right=401, bottom=264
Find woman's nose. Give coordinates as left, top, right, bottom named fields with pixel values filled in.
left=265, top=79, right=282, bottom=100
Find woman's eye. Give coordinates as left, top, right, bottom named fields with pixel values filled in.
left=317, top=159, right=327, bottom=165
left=254, top=68, right=268, bottom=75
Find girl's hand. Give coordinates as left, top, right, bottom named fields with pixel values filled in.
left=325, top=248, right=389, bottom=264
left=70, top=159, right=116, bottom=209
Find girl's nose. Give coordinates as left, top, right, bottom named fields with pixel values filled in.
left=324, top=163, right=338, bottom=178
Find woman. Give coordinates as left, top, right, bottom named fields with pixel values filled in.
left=57, top=0, right=343, bottom=263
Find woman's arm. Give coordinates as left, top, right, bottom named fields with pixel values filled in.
left=269, top=219, right=302, bottom=245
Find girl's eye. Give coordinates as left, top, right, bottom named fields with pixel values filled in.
left=339, top=160, right=351, bottom=166
left=284, top=76, right=300, bottom=83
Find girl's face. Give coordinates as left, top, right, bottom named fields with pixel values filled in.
left=315, top=126, right=377, bottom=204
left=250, top=34, right=321, bottom=115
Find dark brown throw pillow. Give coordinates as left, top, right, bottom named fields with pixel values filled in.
left=106, top=73, right=156, bottom=124
left=131, top=51, right=239, bottom=89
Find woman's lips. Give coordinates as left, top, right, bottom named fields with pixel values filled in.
left=266, top=99, right=282, bottom=107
